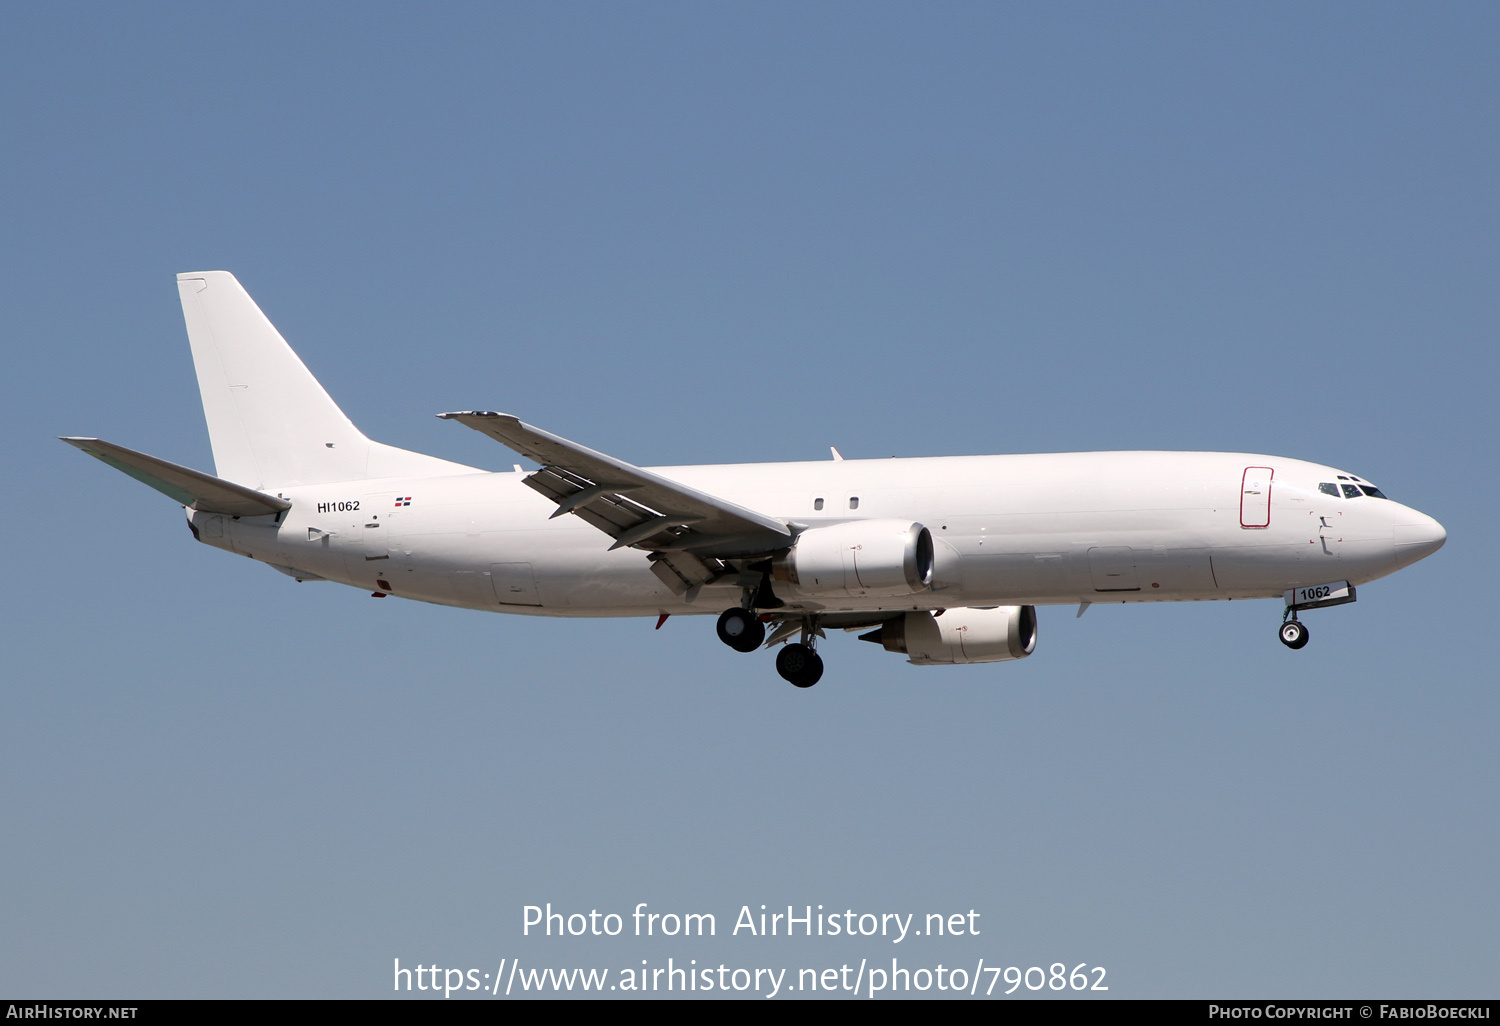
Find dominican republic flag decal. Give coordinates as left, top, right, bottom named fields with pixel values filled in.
left=394, top=496, right=412, bottom=507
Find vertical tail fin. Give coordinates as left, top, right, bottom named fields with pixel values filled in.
left=176, top=271, right=473, bottom=488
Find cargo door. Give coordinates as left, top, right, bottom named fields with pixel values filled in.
left=489, top=562, right=542, bottom=606
left=342, top=493, right=406, bottom=585
left=360, top=519, right=389, bottom=561
left=1088, top=546, right=1140, bottom=592
left=360, top=493, right=409, bottom=562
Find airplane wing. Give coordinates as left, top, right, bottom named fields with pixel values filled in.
left=438, top=412, right=792, bottom=589
left=61, top=437, right=291, bottom=516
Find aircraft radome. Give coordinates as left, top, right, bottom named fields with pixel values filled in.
left=64, top=272, right=1447, bottom=687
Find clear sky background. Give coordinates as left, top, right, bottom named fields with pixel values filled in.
left=2, top=2, right=1495, bottom=999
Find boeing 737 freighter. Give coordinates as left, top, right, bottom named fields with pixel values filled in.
left=63, top=272, right=1447, bottom=686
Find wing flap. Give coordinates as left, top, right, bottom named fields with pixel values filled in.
left=438, top=411, right=791, bottom=554
left=61, top=437, right=291, bottom=516
left=647, top=551, right=730, bottom=596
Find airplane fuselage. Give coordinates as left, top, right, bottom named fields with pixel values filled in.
left=195, top=449, right=1443, bottom=617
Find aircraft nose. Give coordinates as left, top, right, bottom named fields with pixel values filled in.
left=1393, top=511, right=1446, bottom=569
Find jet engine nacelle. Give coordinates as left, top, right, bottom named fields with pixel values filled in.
left=861, top=606, right=1038, bottom=665
left=773, top=519, right=934, bottom=599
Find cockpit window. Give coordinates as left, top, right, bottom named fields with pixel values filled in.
left=1358, top=485, right=1388, bottom=499
left=1319, top=482, right=1339, bottom=497
left=1341, top=484, right=1362, bottom=499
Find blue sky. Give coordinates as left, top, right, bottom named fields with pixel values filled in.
left=2, top=2, right=1495, bottom=998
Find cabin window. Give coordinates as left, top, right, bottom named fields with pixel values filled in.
left=849, top=496, right=860, bottom=510
left=1319, top=482, right=1339, bottom=497
left=813, top=497, right=824, bottom=511
left=1341, top=484, right=1362, bottom=498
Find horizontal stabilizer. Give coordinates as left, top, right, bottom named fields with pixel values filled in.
left=60, top=437, right=291, bottom=516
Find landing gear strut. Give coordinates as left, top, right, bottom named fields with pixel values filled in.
left=1279, top=611, right=1310, bottom=650
left=716, top=607, right=765, bottom=653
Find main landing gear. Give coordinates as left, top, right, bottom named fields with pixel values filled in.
left=716, top=606, right=825, bottom=687
left=1279, top=612, right=1310, bottom=650
left=716, top=607, right=765, bottom=653
left=775, top=642, right=824, bottom=688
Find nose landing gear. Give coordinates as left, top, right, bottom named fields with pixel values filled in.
left=1278, top=580, right=1355, bottom=649
left=1279, top=613, right=1310, bottom=650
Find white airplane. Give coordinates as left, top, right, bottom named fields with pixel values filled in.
left=64, top=271, right=1447, bottom=687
